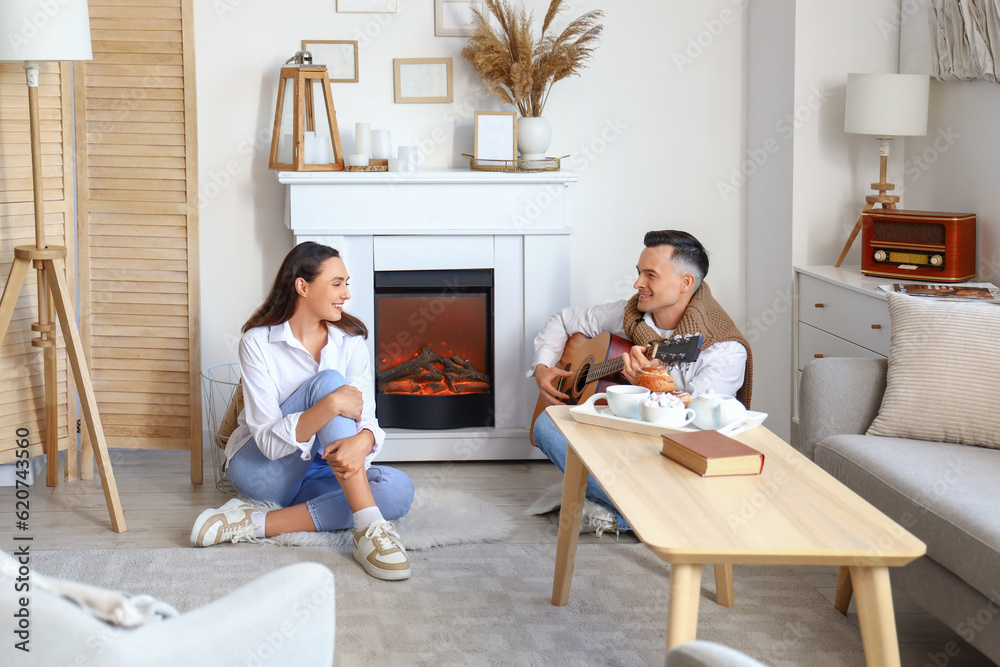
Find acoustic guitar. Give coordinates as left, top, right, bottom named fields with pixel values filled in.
left=529, top=332, right=704, bottom=445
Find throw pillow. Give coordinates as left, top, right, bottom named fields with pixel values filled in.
left=867, top=292, right=1000, bottom=449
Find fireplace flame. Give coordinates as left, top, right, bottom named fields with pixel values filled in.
left=376, top=347, right=490, bottom=396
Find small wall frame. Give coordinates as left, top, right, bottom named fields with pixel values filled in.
left=302, top=40, right=359, bottom=83
left=474, top=111, right=517, bottom=161
left=337, top=0, right=396, bottom=12
left=393, top=57, right=454, bottom=103
left=435, top=0, right=486, bottom=37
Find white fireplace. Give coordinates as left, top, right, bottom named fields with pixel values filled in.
left=279, top=169, right=578, bottom=461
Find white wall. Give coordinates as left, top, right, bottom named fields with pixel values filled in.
left=901, top=82, right=1000, bottom=283
left=193, top=0, right=747, bottom=371
left=792, top=0, right=903, bottom=267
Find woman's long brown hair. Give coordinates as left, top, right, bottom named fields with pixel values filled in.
left=241, top=242, right=368, bottom=338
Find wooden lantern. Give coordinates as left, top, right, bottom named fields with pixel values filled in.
left=269, top=52, right=345, bottom=171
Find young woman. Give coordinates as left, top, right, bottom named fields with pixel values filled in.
left=190, top=242, right=414, bottom=581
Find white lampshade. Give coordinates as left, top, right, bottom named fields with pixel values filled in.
left=844, top=73, right=929, bottom=137
left=0, top=0, right=92, bottom=62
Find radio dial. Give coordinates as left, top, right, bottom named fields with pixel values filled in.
left=930, top=254, right=943, bottom=266
left=873, top=249, right=887, bottom=262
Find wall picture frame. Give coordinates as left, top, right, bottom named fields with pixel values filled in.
left=302, top=40, right=359, bottom=83
left=336, top=0, right=396, bottom=13
left=435, top=0, right=485, bottom=37
left=393, top=58, right=454, bottom=103
left=474, top=111, right=517, bottom=161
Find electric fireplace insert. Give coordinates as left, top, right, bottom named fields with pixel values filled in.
left=374, top=269, right=494, bottom=429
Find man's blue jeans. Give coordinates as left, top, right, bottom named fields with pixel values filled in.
left=226, top=369, right=414, bottom=531
left=533, top=410, right=630, bottom=531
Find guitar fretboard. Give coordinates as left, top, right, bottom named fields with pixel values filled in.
left=586, top=356, right=626, bottom=383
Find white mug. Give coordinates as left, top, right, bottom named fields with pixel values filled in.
left=639, top=404, right=696, bottom=428
left=601, top=385, right=650, bottom=420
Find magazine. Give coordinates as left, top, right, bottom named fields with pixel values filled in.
left=879, top=282, right=1000, bottom=304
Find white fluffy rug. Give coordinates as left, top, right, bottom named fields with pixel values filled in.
left=243, top=486, right=514, bottom=551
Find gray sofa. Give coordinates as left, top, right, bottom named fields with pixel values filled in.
left=799, top=357, right=1000, bottom=664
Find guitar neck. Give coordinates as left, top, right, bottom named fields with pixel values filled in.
left=586, top=356, right=626, bottom=384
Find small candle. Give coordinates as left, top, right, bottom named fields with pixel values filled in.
left=346, top=154, right=369, bottom=167
left=387, top=157, right=405, bottom=172
left=397, top=145, right=418, bottom=172
left=372, top=129, right=392, bottom=159
left=355, top=122, right=371, bottom=158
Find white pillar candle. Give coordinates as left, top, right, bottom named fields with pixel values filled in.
left=355, top=122, right=372, bottom=158
left=387, top=157, right=405, bottom=172
left=346, top=154, right=369, bottom=167
left=397, top=145, right=418, bottom=172
left=371, top=129, right=392, bottom=160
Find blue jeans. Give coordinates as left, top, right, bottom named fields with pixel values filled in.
left=226, top=369, right=414, bottom=532
left=533, top=411, right=631, bottom=531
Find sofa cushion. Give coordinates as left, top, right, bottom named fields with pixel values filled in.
left=867, top=292, right=1000, bottom=449
left=815, top=434, right=1000, bottom=600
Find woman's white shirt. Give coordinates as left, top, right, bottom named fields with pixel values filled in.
left=224, top=322, right=385, bottom=467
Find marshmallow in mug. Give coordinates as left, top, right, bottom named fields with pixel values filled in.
left=642, top=392, right=685, bottom=409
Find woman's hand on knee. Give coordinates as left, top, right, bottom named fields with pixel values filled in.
left=324, top=384, right=363, bottom=420
left=322, top=430, right=374, bottom=479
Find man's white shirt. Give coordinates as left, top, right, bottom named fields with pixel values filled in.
left=528, top=300, right=746, bottom=399
left=225, top=321, right=385, bottom=467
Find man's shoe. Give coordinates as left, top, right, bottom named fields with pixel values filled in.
left=190, top=498, right=259, bottom=547
left=353, top=520, right=410, bottom=581
left=581, top=499, right=618, bottom=538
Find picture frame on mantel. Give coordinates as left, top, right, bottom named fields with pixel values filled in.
left=474, top=111, right=516, bottom=161
left=394, top=57, right=454, bottom=103
left=337, top=0, right=396, bottom=13
left=435, top=0, right=486, bottom=37
left=302, top=40, right=359, bottom=82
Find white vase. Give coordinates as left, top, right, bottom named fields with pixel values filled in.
left=517, top=116, right=552, bottom=161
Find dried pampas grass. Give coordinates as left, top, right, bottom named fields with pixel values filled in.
left=462, top=0, right=604, bottom=117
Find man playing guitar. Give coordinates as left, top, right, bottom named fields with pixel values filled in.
left=530, top=230, right=753, bottom=534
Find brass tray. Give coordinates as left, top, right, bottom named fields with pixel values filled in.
left=462, top=154, right=563, bottom=173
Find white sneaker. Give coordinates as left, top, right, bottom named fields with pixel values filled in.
left=190, top=498, right=259, bottom=547
left=581, top=499, right=618, bottom=538
left=353, top=520, right=410, bottom=581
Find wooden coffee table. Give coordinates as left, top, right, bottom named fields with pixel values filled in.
left=546, top=406, right=925, bottom=667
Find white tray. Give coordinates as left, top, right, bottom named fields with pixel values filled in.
left=567, top=401, right=767, bottom=438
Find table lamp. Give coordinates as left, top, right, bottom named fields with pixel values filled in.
left=834, top=73, right=930, bottom=267
left=0, top=0, right=126, bottom=531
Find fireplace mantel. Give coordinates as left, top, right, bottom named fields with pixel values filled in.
left=279, top=169, right=578, bottom=461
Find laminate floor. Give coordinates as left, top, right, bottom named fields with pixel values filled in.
left=1, top=447, right=994, bottom=666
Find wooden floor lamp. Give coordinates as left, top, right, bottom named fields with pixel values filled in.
left=835, top=73, right=930, bottom=268
left=0, top=0, right=125, bottom=531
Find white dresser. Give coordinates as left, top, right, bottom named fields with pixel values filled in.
left=793, top=266, right=897, bottom=421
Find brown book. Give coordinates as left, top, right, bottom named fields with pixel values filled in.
left=660, top=430, right=765, bottom=477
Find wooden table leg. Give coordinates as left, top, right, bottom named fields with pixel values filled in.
left=714, top=563, right=735, bottom=607
left=667, top=563, right=703, bottom=650
left=551, top=445, right=589, bottom=606
left=835, top=565, right=854, bottom=614
left=850, top=566, right=901, bottom=667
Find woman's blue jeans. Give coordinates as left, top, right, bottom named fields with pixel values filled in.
left=533, top=410, right=630, bottom=531
left=226, top=369, right=414, bottom=532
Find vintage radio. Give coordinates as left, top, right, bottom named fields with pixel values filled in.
left=861, top=209, right=976, bottom=282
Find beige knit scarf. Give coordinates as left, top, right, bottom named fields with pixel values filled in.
left=623, top=282, right=754, bottom=408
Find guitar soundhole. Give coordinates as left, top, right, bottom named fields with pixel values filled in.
left=573, top=363, right=591, bottom=396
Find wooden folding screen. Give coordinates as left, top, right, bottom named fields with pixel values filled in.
left=74, top=0, right=202, bottom=483
left=0, top=63, right=77, bottom=475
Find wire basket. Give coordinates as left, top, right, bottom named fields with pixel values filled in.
left=462, top=154, right=563, bottom=172
left=201, top=363, right=241, bottom=495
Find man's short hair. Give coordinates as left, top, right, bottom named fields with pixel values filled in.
left=643, top=230, right=709, bottom=288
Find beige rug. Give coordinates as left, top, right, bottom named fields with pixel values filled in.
left=32, top=543, right=866, bottom=666
left=242, top=486, right=516, bottom=550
